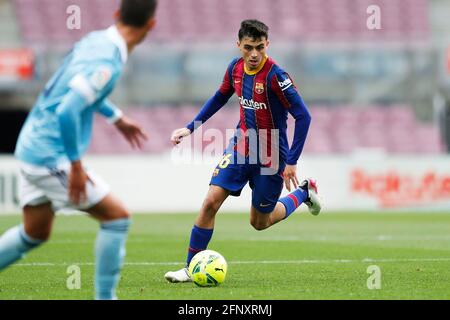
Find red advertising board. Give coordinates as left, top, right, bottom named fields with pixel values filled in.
left=352, top=169, right=450, bottom=208
left=0, top=49, right=34, bottom=80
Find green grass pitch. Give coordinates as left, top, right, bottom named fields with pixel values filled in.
left=0, top=211, right=449, bottom=300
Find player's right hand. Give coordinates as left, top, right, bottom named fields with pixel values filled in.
left=69, top=161, right=88, bottom=205
left=171, top=127, right=191, bottom=145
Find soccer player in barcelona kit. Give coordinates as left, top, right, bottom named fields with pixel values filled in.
left=165, top=20, right=322, bottom=283
left=0, top=0, right=158, bottom=299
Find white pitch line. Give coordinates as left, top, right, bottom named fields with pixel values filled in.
left=13, top=257, right=450, bottom=267
left=45, top=235, right=450, bottom=244
left=242, top=235, right=450, bottom=241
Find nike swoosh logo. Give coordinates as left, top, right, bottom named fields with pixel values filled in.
left=259, top=203, right=271, bottom=207
left=234, top=80, right=241, bottom=83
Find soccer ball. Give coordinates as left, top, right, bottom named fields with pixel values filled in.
left=188, top=250, right=227, bottom=287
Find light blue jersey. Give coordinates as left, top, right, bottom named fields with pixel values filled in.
left=15, top=25, right=128, bottom=167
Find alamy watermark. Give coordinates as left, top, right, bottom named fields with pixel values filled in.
left=366, top=265, right=381, bottom=290
left=367, top=5, right=381, bottom=30
left=66, top=4, right=381, bottom=32
left=171, top=122, right=281, bottom=176
left=66, top=5, right=81, bottom=30
left=66, top=264, right=81, bottom=290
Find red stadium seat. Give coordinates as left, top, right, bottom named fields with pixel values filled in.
left=14, top=0, right=429, bottom=44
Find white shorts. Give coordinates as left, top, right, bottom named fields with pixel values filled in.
left=19, top=161, right=110, bottom=212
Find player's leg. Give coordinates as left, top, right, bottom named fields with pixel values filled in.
left=86, top=193, right=130, bottom=222
left=250, top=202, right=287, bottom=230
left=23, top=203, right=55, bottom=240
left=165, top=153, right=247, bottom=283
left=249, top=169, right=321, bottom=230
left=0, top=203, right=54, bottom=270
left=0, top=165, right=56, bottom=271
left=249, top=167, right=286, bottom=230
left=188, top=185, right=230, bottom=261
left=186, top=157, right=247, bottom=264
left=42, top=163, right=131, bottom=300
left=164, top=185, right=230, bottom=283
left=278, top=178, right=321, bottom=217
left=84, top=193, right=131, bottom=300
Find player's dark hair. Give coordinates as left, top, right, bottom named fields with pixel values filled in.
left=238, top=19, right=269, bottom=41
left=119, top=0, right=158, bottom=27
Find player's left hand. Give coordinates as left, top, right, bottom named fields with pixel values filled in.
left=115, top=116, right=148, bottom=149
left=283, top=165, right=299, bottom=192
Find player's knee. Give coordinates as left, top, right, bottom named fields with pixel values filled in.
left=119, top=208, right=131, bottom=219
left=202, top=197, right=221, bottom=215
left=25, top=227, right=52, bottom=242
left=110, top=207, right=131, bottom=221
left=250, top=219, right=269, bottom=231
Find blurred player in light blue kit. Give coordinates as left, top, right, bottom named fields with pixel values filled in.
left=0, top=0, right=158, bottom=300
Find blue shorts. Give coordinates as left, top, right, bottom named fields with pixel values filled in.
left=210, top=152, right=285, bottom=213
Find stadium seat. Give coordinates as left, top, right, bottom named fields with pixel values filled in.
left=14, top=0, right=429, bottom=45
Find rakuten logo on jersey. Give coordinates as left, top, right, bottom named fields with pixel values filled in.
left=278, top=78, right=292, bottom=91
left=239, top=96, right=267, bottom=110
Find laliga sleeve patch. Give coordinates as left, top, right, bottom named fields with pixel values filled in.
left=278, top=76, right=293, bottom=91
left=68, top=74, right=96, bottom=104
left=89, top=66, right=113, bottom=91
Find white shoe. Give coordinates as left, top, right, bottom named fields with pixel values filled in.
left=301, top=178, right=322, bottom=215
left=164, top=267, right=192, bottom=283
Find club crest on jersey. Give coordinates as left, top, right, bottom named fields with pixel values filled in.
left=90, top=66, right=112, bottom=91
left=255, top=82, right=264, bottom=94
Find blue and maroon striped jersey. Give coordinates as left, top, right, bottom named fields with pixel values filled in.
left=187, top=56, right=311, bottom=165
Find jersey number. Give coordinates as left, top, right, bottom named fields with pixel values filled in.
left=218, top=154, right=232, bottom=169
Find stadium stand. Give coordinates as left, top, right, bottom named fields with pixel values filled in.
left=14, top=0, right=429, bottom=44
left=0, top=0, right=20, bottom=47
left=6, top=0, right=444, bottom=156
left=88, top=105, right=445, bottom=155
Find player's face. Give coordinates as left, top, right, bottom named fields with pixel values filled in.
left=238, top=36, right=269, bottom=71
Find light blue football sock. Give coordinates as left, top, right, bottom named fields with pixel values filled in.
left=94, top=218, right=130, bottom=300
left=0, top=225, right=44, bottom=270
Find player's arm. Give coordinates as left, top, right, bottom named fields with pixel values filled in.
left=97, top=99, right=148, bottom=149
left=171, top=91, right=231, bottom=145
left=171, top=60, right=237, bottom=145
left=57, top=65, right=119, bottom=204
left=56, top=89, right=91, bottom=204
left=97, top=99, right=123, bottom=123
left=271, top=71, right=311, bottom=190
